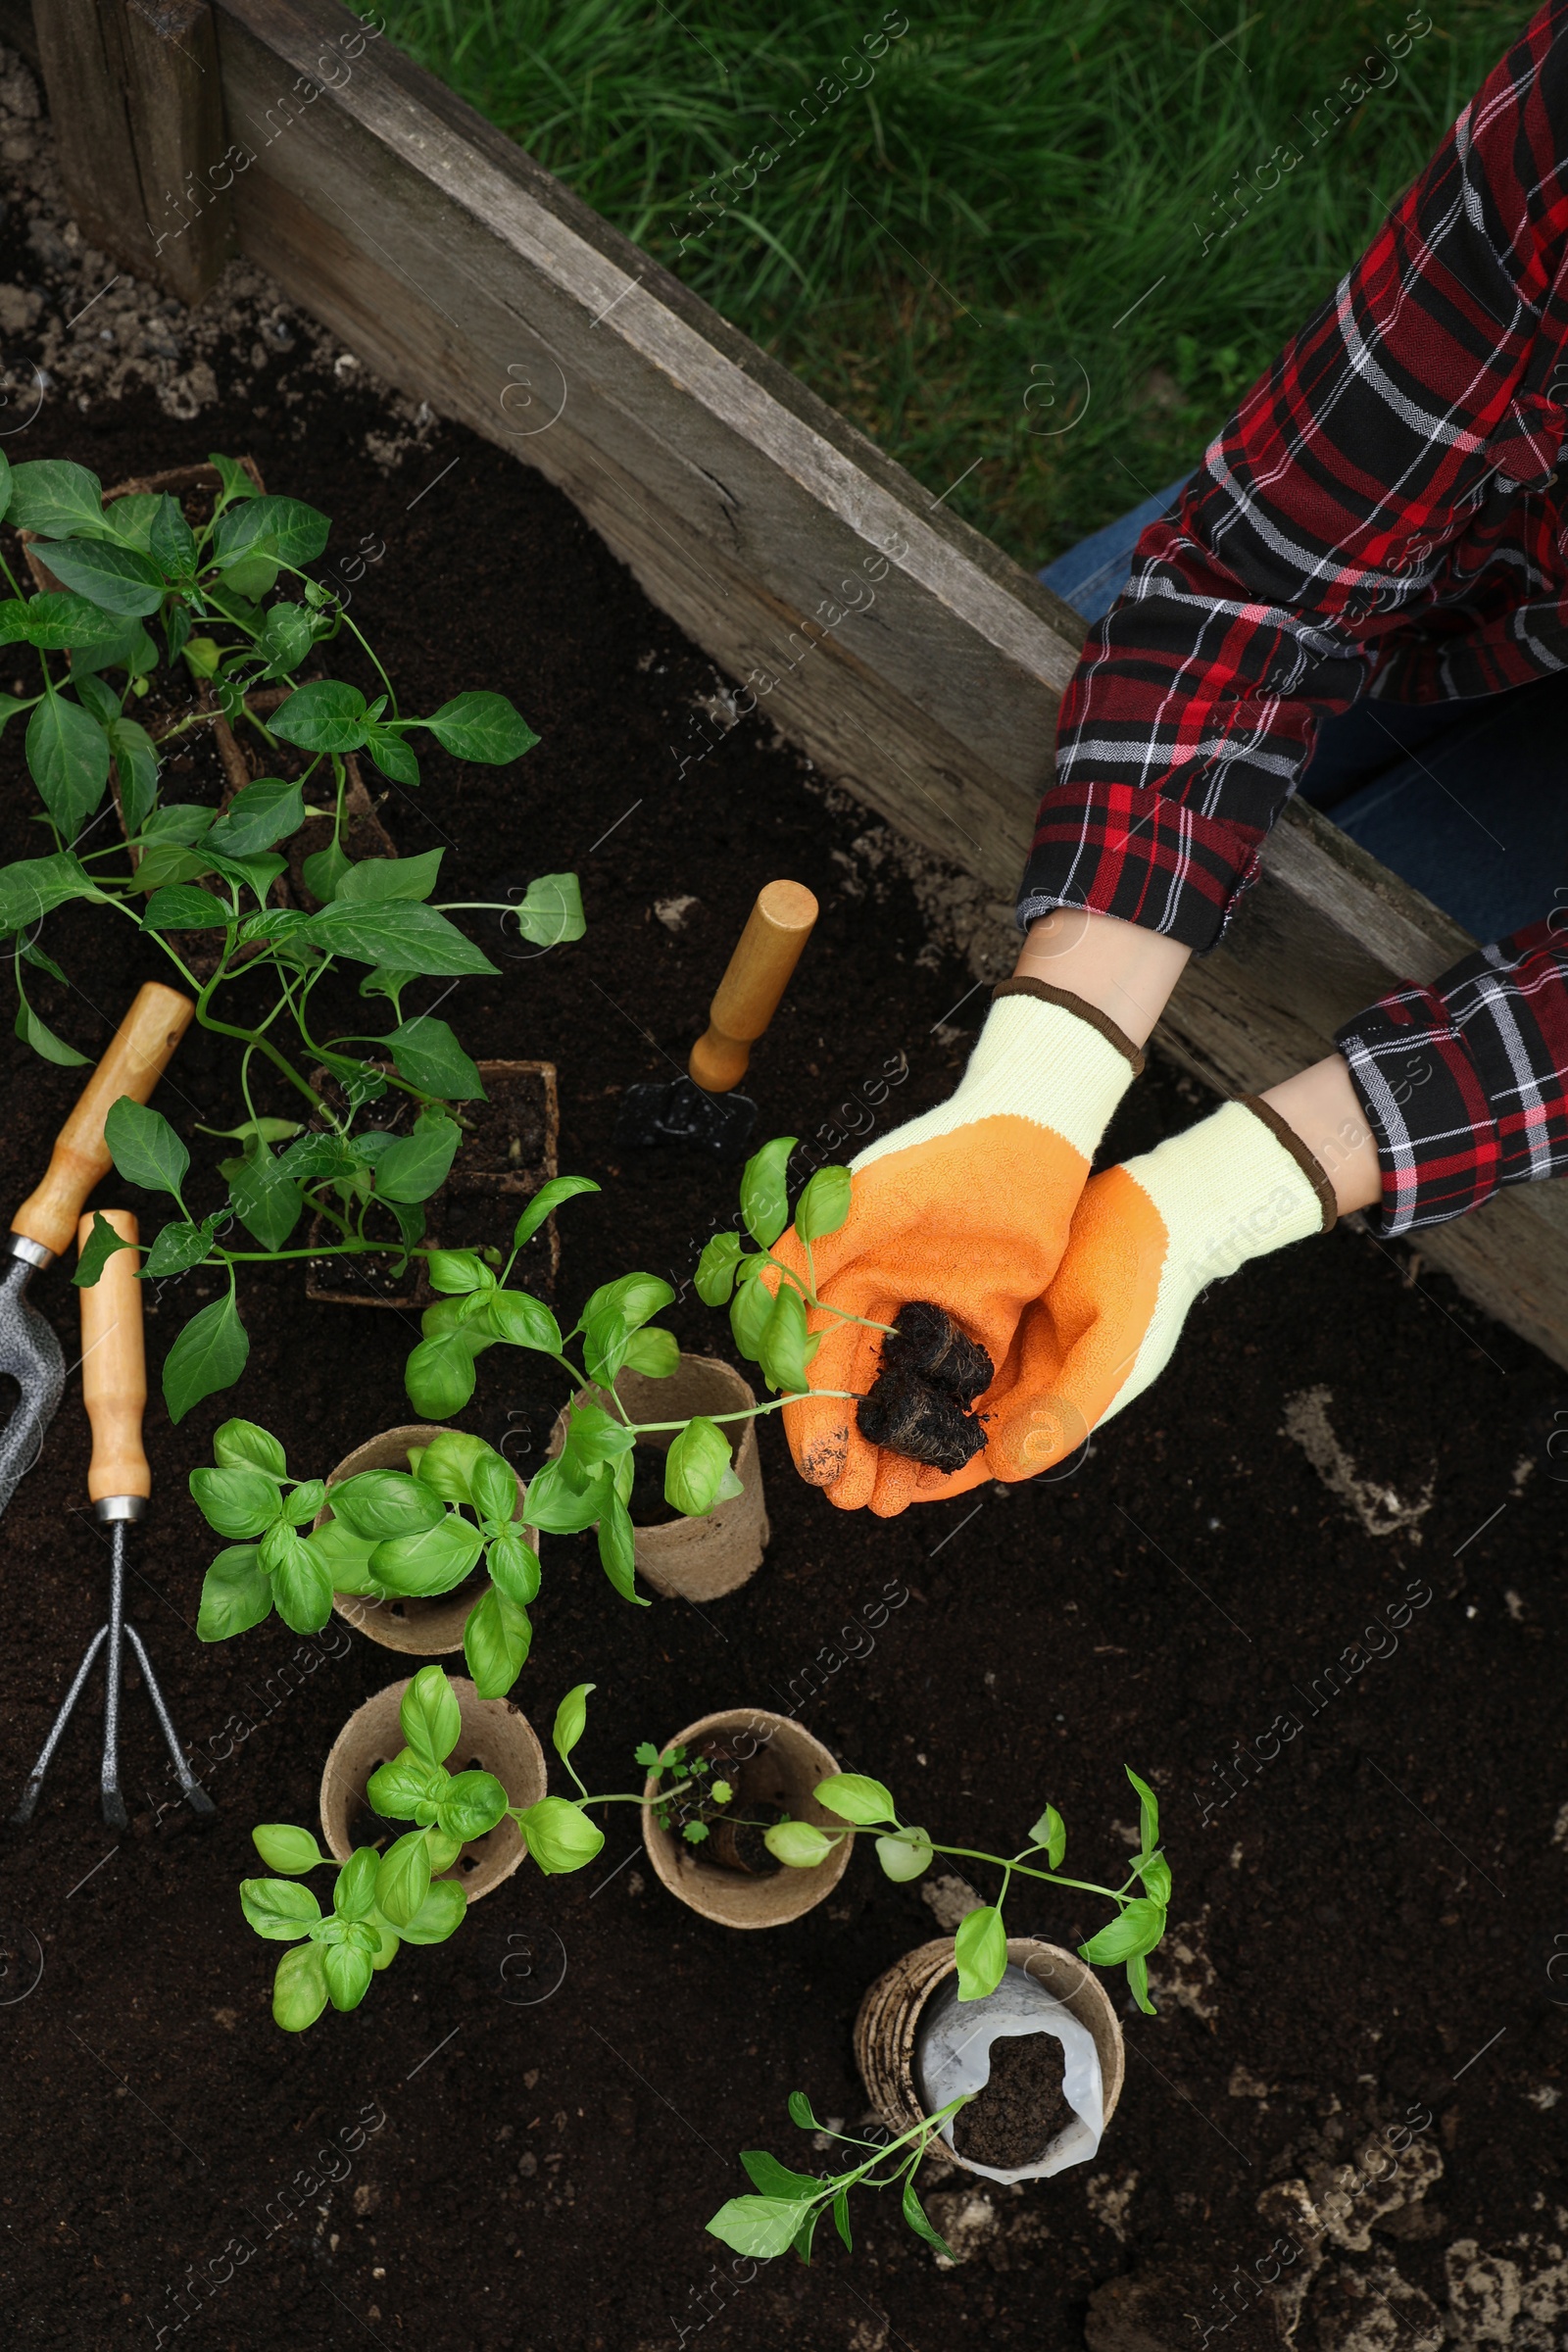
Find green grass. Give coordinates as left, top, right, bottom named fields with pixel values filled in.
left=373, top=0, right=1528, bottom=567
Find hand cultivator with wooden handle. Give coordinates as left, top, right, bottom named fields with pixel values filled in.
left=0, top=982, right=191, bottom=1522
left=614, top=880, right=819, bottom=1159
left=13, top=1210, right=214, bottom=1830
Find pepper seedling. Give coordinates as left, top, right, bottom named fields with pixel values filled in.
left=707, top=2090, right=967, bottom=2265
left=239, top=1670, right=745, bottom=2029
left=766, top=1766, right=1172, bottom=2013
left=0, top=448, right=580, bottom=1423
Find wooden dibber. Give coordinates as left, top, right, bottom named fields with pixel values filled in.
left=12, top=983, right=194, bottom=1260
left=688, top=881, right=819, bottom=1095
left=78, top=1209, right=151, bottom=1506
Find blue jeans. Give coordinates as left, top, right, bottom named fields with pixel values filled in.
left=1040, top=493, right=1568, bottom=943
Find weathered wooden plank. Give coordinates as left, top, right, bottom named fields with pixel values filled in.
left=31, top=0, right=232, bottom=303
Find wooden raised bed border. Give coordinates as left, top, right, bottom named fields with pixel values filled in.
left=11, top=0, right=1568, bottom=1370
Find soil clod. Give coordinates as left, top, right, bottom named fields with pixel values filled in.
left=952, top=2030, right=1071, bottom=2171
left=858, top=1300, right=992, bottom=1470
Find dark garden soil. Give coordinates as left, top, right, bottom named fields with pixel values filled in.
left=953, top=2033, right=1071, bottom=2173
left=0, top=74, right=1565, bottom=2352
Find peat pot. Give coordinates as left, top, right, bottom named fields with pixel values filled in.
left=855, top=1936, right=1125, bottom=2184
left=549, top=1355, right=769, bottom=1600
left=319, top=1675, right=546, bottom=1902
left=641, top=1707, right=851, bottom=1928
left=318, top=1425, right=525, bottom=1657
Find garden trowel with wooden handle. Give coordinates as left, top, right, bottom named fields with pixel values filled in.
left=614, top=881, right=818, bottom=1160
left=0, top=982, right=193, bottom=1523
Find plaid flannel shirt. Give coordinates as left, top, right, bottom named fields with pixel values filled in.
left=1020, top=0, right=1568, bottom=1236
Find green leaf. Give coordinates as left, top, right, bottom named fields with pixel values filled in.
left=483, top=1288, right=563, bottom=1353
left=163, top=1292, right=249, bottom=1423
left=506, top=869, right=585, bottom=947
left=25, top=695, right=109, bottom=837
left=374, top=1110, right=461, bottom=1203
left=367, top=1751, right=441, bottom=1821
left=71, top=1210, right=133, bottom=1290
left=514, top=1795, right=604, bottom=1876
left=305, top=1517, right=382, bottom=1594
left=364, top=719, right=420, bottom=785
left=469, top=1448, right=515, bottom=1527
left=106, top=717, right=159, bottom=833
left=786, top=2091, right=821, bottom=2132
left=1135, top=1852, right=1172, bottom=1906
left=268, top=1527, right=334, bottom=1635
left=270, top=679, right=368, bottom=753
left=393, top=1879, right=466, bottom=1946
left=252, top=601, right=314, bottom=678
left=552, top=1682, right=594, bottom=1766
left=597, top=1488, right=643, bottom=1606
left=301, top=838, right=352, bottom=904
left=438, top=1768, right=510, bottom=1839
left=1079, top=1896, right=1167, bottom=1968
left=207, top=452, right=261, bottom=508
left=422, top=690, right=539, bottom=765
left=148, top=493, right=196, bottom=578
left=486, top=1528, right=541, bottom=1609
left=463, top=1582, right=532, bottom=1698
left=403, top=1329, right=481, bottom=1420
left=401, top=1664, right=463, bottom=1767
left=211, top=492, right=330, bottom=569
left=900, top=2175, right=954, bottom=2260
left=252, top=1823, right=325, bottom=1875
left=875, top=1828, right=934, bottom=1884
left=955, top=1905, right=1009, bottom=2002
left=813, top=1773, right=896, bottom=1827
left=372, top=1511, right=486, bottom=1597
left=204, top=776, right=305, bottom=858
left=189, top=1463, right=282, bottom=1541
left=270, top=1941, right=329, bottom=2032
left=32, top=538, right=165, bottom=616
left=832, top=2188, right=853, bottom=2251
left=321, top=1941, right=374, bottom=2012
left=512, top=1176, right=598, bottom=1256
left=662, top=1417, right=733, bottom=1517
left=759, top=1283, right=810, bottom=1394
left=1127, top=1766, right=1160, bottom=1860
left=336, top=850, right=444, bottom=906
left=695, top=1231, right=745, bottom=1307
left=706, top=2196, right=810, bottom=2261
left=328, top=1469, right=446, bottom=1543
left=1028, top=1804, right=1067, bottom=1870
left=408, top=1428, right=489, bottom=1501
left=740, top=1135, right=797, bottom=1250
left=374, top=1829, right=433, bottom=1928
left=141, top=884, right=224, bottom=934
left=282, top=1478, right=325, bottom=1525
left=303, top=898, right=499, bottom=977
left=764, top=1820, right=834, bottom=1869
left=196, top=1544, right=273, bottom=1641
left=521, top=1456, right=610, bottom=1535
left=0, top=591, right=123, bottom=651
left=1126, top=1952, right=1154, bottom=2016
left=213, top=1419, right=287, bottom=1477
left=729, top=1262, right=776, bottom=1362
left=14, top=995, right=89, bottom=1066
left=105, top=1097, right=189, bottom=1195
left=333, top=1846, right=379, bottom=1920
left=240, top=1878, right=321, bottom=1940
left=622, top=1326, right=679, bottom=1378
left=8, top=459, right=107, bottom=538
left=227, top=1142, right=304, bottom=1250
left=740, top=2151, right=821, bottom=2201
left=794, top=1164, right=852, bottom=1244
left=0, top=851, right=101, bottom=937
left=424, top=1250, right=491, bottom=1300
left=385, top=1013, right=484, bottom=1101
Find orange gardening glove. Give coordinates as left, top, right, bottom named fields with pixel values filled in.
left=1024, top=1096, right=1335, bottom=1461
left=770, top=979, right=1142, bottom=1516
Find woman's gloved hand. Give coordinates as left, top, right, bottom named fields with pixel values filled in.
left=770, top=979, right=1144, bottom=1517
left=1029, top=1096, right=1335, bottom=1455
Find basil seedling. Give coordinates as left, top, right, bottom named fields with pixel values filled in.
left=708, top=2090, right=968, bottom=2265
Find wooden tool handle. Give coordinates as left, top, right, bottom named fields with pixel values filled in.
left=12, top=983, right=194, bottom=1258
left=78, top=1209, right=150, bottom=1503
left=688, top=881, right=819, bottom=1094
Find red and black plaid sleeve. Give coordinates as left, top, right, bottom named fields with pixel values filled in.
left=1334, top=922, right=1568, bottom=1233
left=1020, top=0, right=1568, bottom=954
